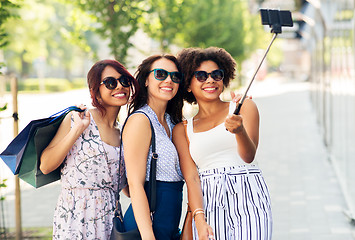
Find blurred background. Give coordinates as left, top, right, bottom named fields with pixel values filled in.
left=1, top=0, right=355, bottom=239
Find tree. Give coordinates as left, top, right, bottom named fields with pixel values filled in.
left=4, top=0, right=64, bottom=76
left=0, top=0, right=19, bottom=49
left=180, top=0, right=265, bottom=64
left=139, top=0, right=266, bottom=66
left=141, top=0, right=185, bottom=52
left=4, top=0, right=95, bottom=78
left=70, top=0, right=146, bottom=64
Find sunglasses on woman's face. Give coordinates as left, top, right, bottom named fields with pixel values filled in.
left=194, top=69, right=224, bottom=82
left=149, top=69, right=183, bottom=84
left=100, top=76, right=132, bottom=89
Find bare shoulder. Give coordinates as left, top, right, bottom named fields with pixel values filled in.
left=123, top=112, right=151, bottom=135
left=172, top=122, right=185, bottom=140
left=173, top=122, right=184, bottom=134
left=239, top=99, right=259, bottom=123
left=243, top=98, right=257, bottom=107
left=241, top=98, right=258, bottom=112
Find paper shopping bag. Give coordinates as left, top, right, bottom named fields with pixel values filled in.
left=1, top=106, right=83, bottom=188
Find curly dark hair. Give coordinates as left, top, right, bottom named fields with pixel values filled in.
left=128, top=54, right=184, bottom=124
left=177, top=47, right=237, bottom=104
left=87, top=59, right=138, bottom=116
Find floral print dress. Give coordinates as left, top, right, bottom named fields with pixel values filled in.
left=52, top=115, right=126, bottom=240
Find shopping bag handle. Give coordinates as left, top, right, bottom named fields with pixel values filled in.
left=49, top=106, right=85, bottom=123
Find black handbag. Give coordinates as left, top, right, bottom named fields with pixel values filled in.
left=110, top=111, right=157, bottom=240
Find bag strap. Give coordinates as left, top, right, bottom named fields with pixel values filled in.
left=116, top=110, right=157, bottom=213
left=139, top=111, right=157, bottom=213
left=49, top=106, right=84, bottom=123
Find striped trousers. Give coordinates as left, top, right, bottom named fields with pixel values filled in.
left=193, top=165, right=272, bottom=240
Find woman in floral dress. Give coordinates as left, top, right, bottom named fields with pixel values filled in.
left=40, top=59, right=138, bottom=239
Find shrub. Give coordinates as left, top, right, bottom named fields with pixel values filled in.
left=71, top=78, right=87, bottom=89
left=5, top=77, right=87, bottom=92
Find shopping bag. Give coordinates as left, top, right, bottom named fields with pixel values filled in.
left=0, top=106, right=84, bottom=188
left=0, top=119, right=40, bottom=174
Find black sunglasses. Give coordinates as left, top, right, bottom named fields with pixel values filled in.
left=194, top=69, right=224, bottom=82
left=149, top=69, right=183, bottom=84
left=100, top=76, right=132, bottom=89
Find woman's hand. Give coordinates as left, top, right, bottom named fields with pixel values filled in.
left=225, top=114, right=244, bottom=134
left=226, top=99, right=259, bottom=163
left=230, top=91, right=252, bottom=103
left=195, top=218, right=214, bottom=240
left=40, top=104, right=90, bottom=174
left=226, top=92, right=253, bottom=134
left=72, top=104, right=90, bottom=132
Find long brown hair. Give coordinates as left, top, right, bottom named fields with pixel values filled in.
left=129, top=55, right=184, bottom=124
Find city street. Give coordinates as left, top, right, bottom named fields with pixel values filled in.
left=1, top=74, right=355, bottom=239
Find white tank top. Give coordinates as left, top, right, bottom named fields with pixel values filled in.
left=186, top=102, right=254, bottom=171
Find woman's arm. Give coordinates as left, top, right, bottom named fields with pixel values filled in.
left=173, top=123, right=214, bottom=240
left=40, top=109, right=90, bottom=174
left=225, top=98, right=260, bottom=163
left=122, top=114, right=155, bottom=240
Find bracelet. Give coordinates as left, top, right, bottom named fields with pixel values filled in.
left=193, top=210, right=205, bottom=220
left=194, top=210, right=206, bottom=221
left=192, top=208, right=204, bottom=218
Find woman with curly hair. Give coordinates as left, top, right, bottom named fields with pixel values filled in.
left=173, top=47, right=273, bottom=240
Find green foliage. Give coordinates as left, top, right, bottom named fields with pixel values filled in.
left=71, top=77, right=87, bottom=89
left=69, top=0, right=146, bottom=64
left=57, top=2, right=99, bottom=60
left=4, top=0, right=96, bottom=77
left=0, top=179, right=7, bottom=201
left=140, top=0, right=267, bottom=67
left=0, top=103, right=7, bottom=111
left=0, top=61, right=6, bottom=75
left=0, top=0, right=20, bottom=48
left=266, top=39, right=284, bottom=69
left=179, top=0, right=266, bottom=64
left=5, top=0, right=53, bottom=64
left=2, top=0, right=268, bottom=80
left=14, top=78, right=86, bottom=92
left=142, top=0, right=185, bottom=52
left=22, top=78, right=71, bottom=92
left=0, top=179, right=7, bottom=188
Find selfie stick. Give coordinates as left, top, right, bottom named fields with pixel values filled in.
left=233, top=33, right=277, bottom=115
left=234, top=9, right=293, bottom=115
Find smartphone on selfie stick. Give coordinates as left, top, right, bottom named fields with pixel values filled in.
left=233, top=9, right=293, bottom=115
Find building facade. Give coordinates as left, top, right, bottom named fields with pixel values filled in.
left=302, top=0, right=355, bottom=220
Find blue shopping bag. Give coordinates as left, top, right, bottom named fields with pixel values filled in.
left=0, top=106, right=84, bottom=188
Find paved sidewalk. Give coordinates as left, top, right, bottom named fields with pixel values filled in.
left=1, top=75, right=355, bottom=239
left=252, top=76, right=355, bottom=240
